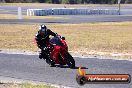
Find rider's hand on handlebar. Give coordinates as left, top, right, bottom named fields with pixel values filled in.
left=55, top=33, right=65, bottom=40
left=55, top=33, right=58, bottom=36
left=43, top=47, right=47, bottom=51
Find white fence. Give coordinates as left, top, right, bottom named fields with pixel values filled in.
left=27, top=8, right=119, bottom=16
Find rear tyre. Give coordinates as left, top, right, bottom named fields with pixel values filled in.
left=65, top=52, right=75, bottom=69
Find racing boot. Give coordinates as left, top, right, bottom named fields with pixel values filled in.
left=46, top=54, right=55, bottom=67
left=39, top=52, right=43, bottom=59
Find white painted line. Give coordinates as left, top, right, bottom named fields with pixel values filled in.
left=0, top=49, right=131, bottom=61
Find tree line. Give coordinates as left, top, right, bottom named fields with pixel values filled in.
left=0, top=0, right=132, bottom=4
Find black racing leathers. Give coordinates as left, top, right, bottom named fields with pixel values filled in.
left=35, top=29, right=56, bottom=49
left=35, top=29, right=56, bottom=61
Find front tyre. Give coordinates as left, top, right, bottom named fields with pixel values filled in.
left=46, top=59, right=55, bottom=67
left=65, top=52, right=75, bottom=69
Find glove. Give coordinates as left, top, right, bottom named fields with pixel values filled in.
left=43, top=47, right=47, bottom=51
left=55, top=33, right=58, bottom=36
left=62, top=36, right=65, bottom=40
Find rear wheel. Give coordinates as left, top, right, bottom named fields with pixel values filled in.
left=65, top=52, right=75, bottom=69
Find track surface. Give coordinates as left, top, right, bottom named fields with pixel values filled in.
left=0, top=5, right=132, bottom=88
left=0, top=5, right=132, bottom=15
left=0, top=5, right=132, bottom=24
left=0, top=53, right=132, bottom=88
left=0, top=15, right=132, bottom=24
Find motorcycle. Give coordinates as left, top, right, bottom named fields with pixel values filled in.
left=35, top=35, right=75, bottom=69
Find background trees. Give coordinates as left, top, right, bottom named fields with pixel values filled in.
left=0, top=0, right=132, bottom=4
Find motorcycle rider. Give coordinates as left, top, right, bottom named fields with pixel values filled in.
left=35, top=24, right=57, bottom=65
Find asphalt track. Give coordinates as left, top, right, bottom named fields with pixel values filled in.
left=0, top=15, right=132, bottom=24
left=0, top=5, right=132, bottom=88
left=0, top=53, right=132, bottom=88
left=0, top=5, right=132, bottom=24
left=0, top=5, right=132, bottom=15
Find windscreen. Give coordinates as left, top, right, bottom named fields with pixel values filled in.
left=50, top=37, right=63, bottom=46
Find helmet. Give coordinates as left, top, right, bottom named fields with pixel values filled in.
left=39, top=24, right=47, bottom=30
left=39, top=24, right=47, bottom=35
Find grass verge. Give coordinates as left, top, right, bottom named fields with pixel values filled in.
left=0, top=3, right=131, bottom=7
left=0, top=82, right=55, bottom=88
left=0, top=14, right=64, bottom=19
left=19, top=83, right=55, bottom=88
left=0, top=22, right=132, bottom=58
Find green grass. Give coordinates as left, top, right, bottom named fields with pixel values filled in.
left=0, top=83, right=56, bottom=88
left=19, top=83, right=55, bottom=88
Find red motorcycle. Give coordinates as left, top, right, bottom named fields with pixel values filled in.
left=35, top=35, right=75, bottom=69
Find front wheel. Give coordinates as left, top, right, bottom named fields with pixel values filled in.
left=46, top=58, right=55, bottom=67
left=65, top=52, right=75, bottom=69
